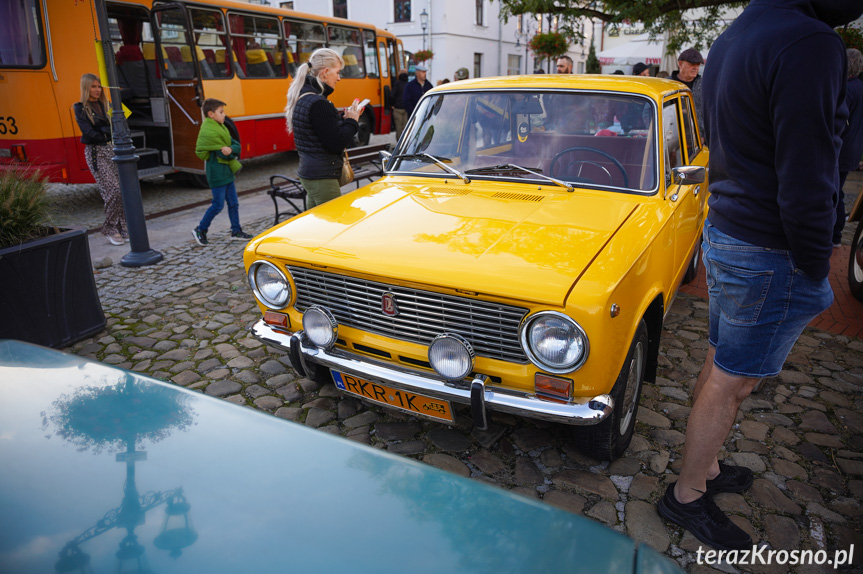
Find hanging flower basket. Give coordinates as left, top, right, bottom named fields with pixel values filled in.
left=413, top=49, right=434, bottom=63
left=528, top=32, right=570, bottom=61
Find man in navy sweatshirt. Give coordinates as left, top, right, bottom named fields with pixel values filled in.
left=657, top=0, right=861, bottom=551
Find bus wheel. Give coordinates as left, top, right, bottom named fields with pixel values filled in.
left=184, top=173, right=210, bottom=188
left=353, top=112, right=372, bottom=147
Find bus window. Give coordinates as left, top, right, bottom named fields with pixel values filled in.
left=153, top=9, right=194, bottom=79
left=378, top=42, right=389, bottom=78
left=190, top=8, right=231, bottom=79
left=0, top=0, right=46, bottom=69
left=387, top=38, right=398, bottom=78
left=228, top=12, right=284, bottom=79
left=284, top=19, right=325, bottom=68
left=327, top=26, right=364, bottom=79
left=363, top=30, right=378, bottom=79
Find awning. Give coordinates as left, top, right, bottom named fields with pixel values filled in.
left=597, top=33, right=663, bottom=66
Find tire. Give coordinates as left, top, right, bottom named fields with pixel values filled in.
left=849, top=219, right=863, bottom=301
left=184, top=173, right=210, bottom=188
left=682, top=243, right=701, bottom=284
left=572, top=320, right=648, bottom=461
left=353, top=112, right=372, bottom=147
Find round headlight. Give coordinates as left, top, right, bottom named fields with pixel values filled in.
left=249, top=261, right=291, bottom=308
left=428, top=333, right=475, bottom=381
left=302, top=306, right=338, bottom=349
left=520, top=312, right=588, bottom=373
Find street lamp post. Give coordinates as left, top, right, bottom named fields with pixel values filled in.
left=94, top=0, right=162, bottom=267
left=420, top=9, right=428, bottom=51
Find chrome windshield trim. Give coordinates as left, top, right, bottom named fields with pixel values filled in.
left=250, top=320, right=613, bottom=426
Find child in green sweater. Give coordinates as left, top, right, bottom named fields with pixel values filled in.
left=192, top=98, right=252, bottom=245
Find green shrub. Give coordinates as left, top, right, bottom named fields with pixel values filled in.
left=0, top=167, right=51, bottom=249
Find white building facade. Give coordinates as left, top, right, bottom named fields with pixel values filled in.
left=279, top=0, right=596, bottom=81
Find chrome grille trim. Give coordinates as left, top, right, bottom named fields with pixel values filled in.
left=289, top=267, right=529, bottom=363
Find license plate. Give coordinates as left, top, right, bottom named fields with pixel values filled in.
left=331, top=371, right=453, bottom=423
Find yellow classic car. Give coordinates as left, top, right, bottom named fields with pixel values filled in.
left=245, top=75, right=707, bottom=460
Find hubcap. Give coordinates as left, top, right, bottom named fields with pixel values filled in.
left=618, top=341, right=644, bottom=436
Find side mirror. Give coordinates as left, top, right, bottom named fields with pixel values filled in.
left=379, top=150, right=392, bottom=170
left=671, top=165, right=706, bottom=185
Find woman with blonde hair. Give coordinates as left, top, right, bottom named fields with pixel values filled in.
left=284, top=48, right=364, bottom=208
left=73, top=73, right=127, bottom=245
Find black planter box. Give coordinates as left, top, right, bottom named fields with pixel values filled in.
left=0, top=228, right=106, bottom=348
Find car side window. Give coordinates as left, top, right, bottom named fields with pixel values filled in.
left=680, top=94, right=700, bottom=162
left=662, top=98, right=683, bottom=184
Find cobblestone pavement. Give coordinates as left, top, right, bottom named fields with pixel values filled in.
left=67, top=220, right=863, bottom=573
left=50, top=155, right=863, bottom=572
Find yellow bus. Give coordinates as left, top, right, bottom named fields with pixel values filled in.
left=0, top=0, right=404, bottom=184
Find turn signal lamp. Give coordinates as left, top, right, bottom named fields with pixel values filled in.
left=12, top=145, right=26, bottom=162
left=263, top=310, right=289, bottom=330
left=535, top=373, right=572, bottom=403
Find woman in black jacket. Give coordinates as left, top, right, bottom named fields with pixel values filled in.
left=73, top=73, right=127, bottom=245
left=283, top=48, right=362, bottom=208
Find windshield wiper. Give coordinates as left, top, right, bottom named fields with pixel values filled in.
left=390, top=153, right=470, bottom=184
left=465, top=163, right=573, bottom=192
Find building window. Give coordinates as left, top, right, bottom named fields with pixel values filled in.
left=279, top=2, right=294, bottom=8
left=394, top=0, right=411, bottom=23
left=474, top=52, right=482, bottom=78
left=507, top=54, right=520, bottom=75
left=475, top=0, right=483, bottom=26
left=333, top=0, right=347, bottom=19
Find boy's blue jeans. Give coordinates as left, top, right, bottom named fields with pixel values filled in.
left=199, top=181, right=241, bottom=233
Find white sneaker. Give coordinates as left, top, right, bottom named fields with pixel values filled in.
left=107, top=233, right=124, bottom=246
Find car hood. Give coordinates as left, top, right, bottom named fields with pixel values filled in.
left=255, top=179, right=642, bottom=306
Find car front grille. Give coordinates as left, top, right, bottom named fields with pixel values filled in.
left=288, top=266, right=529, bottom=363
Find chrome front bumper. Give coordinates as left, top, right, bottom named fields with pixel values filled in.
left=250, top=319, right=613, bottom=427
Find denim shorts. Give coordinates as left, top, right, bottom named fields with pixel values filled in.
left=703, top=219, right=833, bottom=378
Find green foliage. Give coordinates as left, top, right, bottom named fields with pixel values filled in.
left=837, top=26, right=863, bottom=53
left=413, top=49, right=434, bottom=63
left=0, top=167, right=51, bottom=249
left=495, top=0, right=747, bottom=56
left=586, top=42, right=600, bottom=73
left=528, top=31, right=570, bottom=60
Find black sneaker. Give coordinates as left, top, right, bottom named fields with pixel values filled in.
left=657, top=483, right=752, bottom=551
left=230, top=230, right=253, bottom=240
left=193, top=227, right=208, bottom=246
left=706, top=462, right=754, bottom=495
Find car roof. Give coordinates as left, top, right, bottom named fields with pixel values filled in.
left=431, top=74, right=686, bottom=99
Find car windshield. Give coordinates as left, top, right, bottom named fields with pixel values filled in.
left=392, top=90, right=658, bottom=192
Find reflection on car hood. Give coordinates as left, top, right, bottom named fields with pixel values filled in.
left=254, top=179, right=642, bottom=306
left=0, top=340, right=686, bottom=574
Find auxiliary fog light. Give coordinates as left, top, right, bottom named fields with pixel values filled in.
left=302, top=305, right=338, bottom=349
left=428, top=333, right=475, bottom=381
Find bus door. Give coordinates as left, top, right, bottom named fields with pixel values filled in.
left=150, top=3, right=204, bottom=172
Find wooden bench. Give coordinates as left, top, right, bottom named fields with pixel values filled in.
left=346, top=142, right=390, bottom=188
left=268, top=175, right=307, bottom=226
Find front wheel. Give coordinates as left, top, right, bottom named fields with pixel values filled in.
left=849, top=219, right=863, bottom=301
left=682, top=243, right=701, bottom=284
left=572, top=320, right=648, bottom=460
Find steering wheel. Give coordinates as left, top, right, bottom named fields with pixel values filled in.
left=550, top=146, right=629, bottom=188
